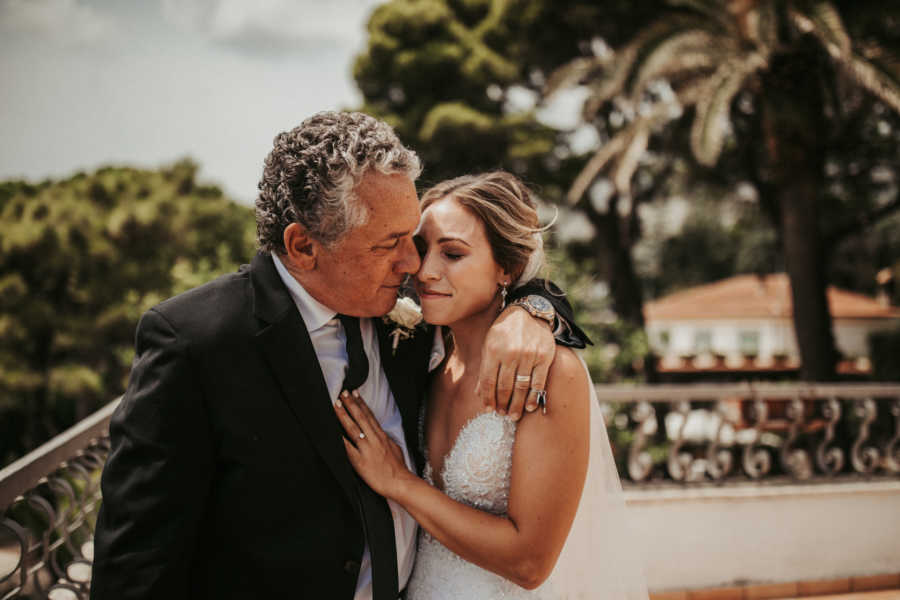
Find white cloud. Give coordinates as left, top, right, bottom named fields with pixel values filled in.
left=0, top=0, right=115, bottom=45
left=160, top=0, right=381, bottom=53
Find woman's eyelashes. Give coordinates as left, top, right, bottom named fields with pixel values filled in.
left=414, top=236, right=465, bottom=261
left=439, top=241, right=467, bottom=261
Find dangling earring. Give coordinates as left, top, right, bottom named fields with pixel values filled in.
left=500, top=282, right=508, bottom=309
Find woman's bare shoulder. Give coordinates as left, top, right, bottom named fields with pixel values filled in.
left=545, top=347, right=590, bottom=410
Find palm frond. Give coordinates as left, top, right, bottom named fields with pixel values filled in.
left=629, top=30, right=726, bottom=102
left=569, top=103, right=674, bottom=203
left=840, top=50, right=900, bottom=115
left=612, top=124, right=651, bottom=196
left=666, top=0, right=738, bottom=35
left=749, top=0, right=779, bottom=52
left=575, top=16, right=715, bottom=120
left=544, top=56, right=609, bottom=99
left=809, top=2, right=851, bottom=55
left=789, top=2, right=850, bottom=59
left=690, top=53, right=767, bottom=166
left=674, top=75, right=714, bottom=106
left=567, top=133, right=628, bottom=205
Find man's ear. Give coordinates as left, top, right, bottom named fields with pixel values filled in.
left=282, top=222, right=318, bottom=271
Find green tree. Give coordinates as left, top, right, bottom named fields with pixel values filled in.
left=547, top=0, right=900, bottom=379
left=0, top=161, right=255, bottom=466
left=353, top=0, right=668, bottom=369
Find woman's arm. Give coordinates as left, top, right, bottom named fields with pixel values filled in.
left=334, top=347, right=590, bottom=589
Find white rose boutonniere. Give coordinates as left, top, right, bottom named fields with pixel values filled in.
left=383, top=296, right=424, bottom=354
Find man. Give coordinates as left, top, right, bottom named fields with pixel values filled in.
left=90, top=111, right=588, bottom=599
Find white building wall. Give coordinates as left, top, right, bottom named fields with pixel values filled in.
left=833, top=319, right=899, bottom=358
left=625, top=481, right=900, bottom=591
left=647, top=317, right=898, bottom=363
left=646, top=319, right=798, bottom=361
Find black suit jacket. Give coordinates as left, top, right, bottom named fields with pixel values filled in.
left=91, top=252, right=585, bottom=600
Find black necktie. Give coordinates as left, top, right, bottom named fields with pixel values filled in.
left=335, top=314, right=398, bottom=600
left=337, top=314, right=370, bottom=393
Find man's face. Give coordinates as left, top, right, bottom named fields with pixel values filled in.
left=314, top=170, right=421, bottom=317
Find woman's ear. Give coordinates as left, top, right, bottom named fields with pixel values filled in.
left=282, top=222, right=318, bottom=271
left=499, top=263, right=521, bottom=287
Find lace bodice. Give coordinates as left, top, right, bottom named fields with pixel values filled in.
left=406, top=411, right=543, bottom=599
left=426, top=411, right=516, bottom=513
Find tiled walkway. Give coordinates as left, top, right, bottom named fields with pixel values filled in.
left=796, top=592, right=900, bottom=600
left=651, top=575, right=900, bottom=600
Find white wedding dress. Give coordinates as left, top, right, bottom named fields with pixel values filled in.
left=405, top=356, right=648, bottom=600
left=406, top=411, right=531, bottom=599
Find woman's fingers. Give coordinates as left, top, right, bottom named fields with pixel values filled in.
left=494, top=361, right=518, bottom=415
left=507, top=368, right=533, bottom=421
left=334, top=392, right=365, bottom=444
left=342, top=437, right=361, bottom=462
left=346, top=390, right=388, bottom=441
left=526, top=360, right=550, bottom=414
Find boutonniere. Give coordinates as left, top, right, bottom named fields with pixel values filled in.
left=383, top=296, right=424, bottom=354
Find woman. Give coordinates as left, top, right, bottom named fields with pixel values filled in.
left=334, top=172, right=646, bottom=599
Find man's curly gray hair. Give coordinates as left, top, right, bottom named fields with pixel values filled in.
left=256, top=111, right=422, bottom=253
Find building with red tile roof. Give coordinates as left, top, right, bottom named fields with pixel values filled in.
left=644, top=274, right=900, bottom=375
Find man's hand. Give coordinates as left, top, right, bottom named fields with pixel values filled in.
left=475, top=306, right=556, bottom=420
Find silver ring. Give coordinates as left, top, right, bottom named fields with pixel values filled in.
left=358, top=432, right=366, bottom=440
left=515, top=375, right=531, bottom=383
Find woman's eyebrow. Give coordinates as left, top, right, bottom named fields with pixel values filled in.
left=438, top=236, right=471, bottom=247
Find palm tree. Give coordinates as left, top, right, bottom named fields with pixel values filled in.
left=547, top=0, right=900, bottom=380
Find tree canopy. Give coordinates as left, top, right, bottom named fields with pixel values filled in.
left=0, top=161, right=255, bottom=466
left=353, top=0, right=900, bottom=381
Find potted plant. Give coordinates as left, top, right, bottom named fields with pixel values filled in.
left=741, top=351, right=758, bottom=368
left=772, top=352, right=789, bottom=368
left=712, top=352, right=728, bottom=369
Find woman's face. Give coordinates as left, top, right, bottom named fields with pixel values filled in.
left=414, top=196, right=508, bottom=326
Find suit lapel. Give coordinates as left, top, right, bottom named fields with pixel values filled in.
left=375, top=318, right=423, bottom=464
left=250, top=253, right=359, bottom=507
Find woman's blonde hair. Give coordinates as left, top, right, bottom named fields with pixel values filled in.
left=420, top=171, right=546, bottom=288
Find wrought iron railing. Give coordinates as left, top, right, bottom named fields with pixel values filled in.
left=1, top=384, right=898, bottom=597
left=0, top=399, right=118, bottom=600
left=596, top=383, right=900, bottom=484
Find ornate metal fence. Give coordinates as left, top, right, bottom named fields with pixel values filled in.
left=0, top=400, right=118, bottom=600
left=596, top=383, right=900, bottom=484
left=1, top=384, right=899, bottom=596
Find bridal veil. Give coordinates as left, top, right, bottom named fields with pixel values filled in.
left=536, top=357, right=649, bottom=599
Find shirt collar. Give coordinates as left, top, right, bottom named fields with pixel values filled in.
left=271, top=253, right=337, bottom=332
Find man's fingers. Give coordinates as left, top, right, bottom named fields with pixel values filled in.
left=494, top=362, right=517, bottom=415
left=476, top=362, right=500, bottom=412
left=526, top=361, right=551, bottom=414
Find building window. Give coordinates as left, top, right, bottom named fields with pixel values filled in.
left=693, top=330, right=712, bottom=354
left=739, top=330, right=760, bottom=356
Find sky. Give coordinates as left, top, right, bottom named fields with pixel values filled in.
left=0, top=0, right=383, bottom=204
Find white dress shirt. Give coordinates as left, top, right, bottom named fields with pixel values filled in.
left=272, top=254, right=417, bottom=600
